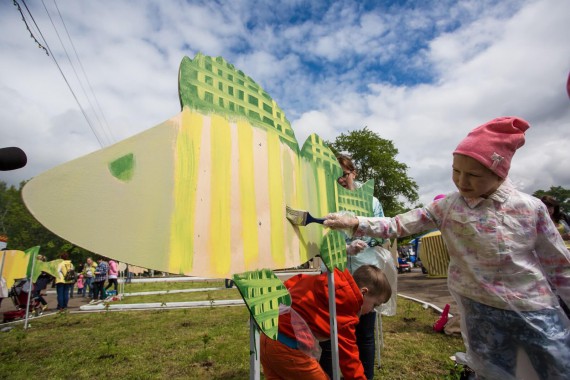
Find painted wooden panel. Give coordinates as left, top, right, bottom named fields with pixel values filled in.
left=22, top=54, right=374, bottom=278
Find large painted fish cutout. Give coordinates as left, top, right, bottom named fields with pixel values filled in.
left=23, top=54, right=374, bottom=278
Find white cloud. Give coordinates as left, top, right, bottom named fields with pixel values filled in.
left=293, top=110, right=336, bottom=146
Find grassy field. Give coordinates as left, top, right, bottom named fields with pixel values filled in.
left=117, top=280, right=239, bottom=304
left=0, top=281, right=465, bottom=379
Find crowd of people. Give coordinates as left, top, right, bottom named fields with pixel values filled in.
left=29, top=255, right=120, bottom=312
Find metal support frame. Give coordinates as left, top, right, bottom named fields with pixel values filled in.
left=327, top=270, right=341, bottom=380
left=23, top=253, right=37, bottom=329
left=249, top=317, right=260, bottom=380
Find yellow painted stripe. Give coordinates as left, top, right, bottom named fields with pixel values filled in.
left=209, top=115, right=232, bottom=275
left=281, top=148, right=302, bottom=264
left=316, top=163, right=329, bottom=217
left=170, top=110, right=203, bottom=273
left=267, top=132, right=285, bottom=267
left=237, top=120, right=259, bottom=269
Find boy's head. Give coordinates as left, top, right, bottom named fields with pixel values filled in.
left=453, top=117, right=529, bottom=179
left=352, top=265, right=392, bottom=315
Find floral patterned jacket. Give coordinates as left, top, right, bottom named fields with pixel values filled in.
left=355, top=180, right=570, bottom=311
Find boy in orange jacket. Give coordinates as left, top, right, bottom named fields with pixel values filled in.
left=260, top=265, right=391, bottom=379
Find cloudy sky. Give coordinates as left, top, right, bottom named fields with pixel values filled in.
left=1, top=0, right=569, bottom=208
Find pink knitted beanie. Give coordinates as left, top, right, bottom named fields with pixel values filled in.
left=453, top=117, right=530, bottom=178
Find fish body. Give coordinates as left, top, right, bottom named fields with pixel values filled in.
left=23, top=54, right=374, bottom=277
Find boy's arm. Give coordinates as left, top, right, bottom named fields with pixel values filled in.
left=337, top=323, right=367, bottom=380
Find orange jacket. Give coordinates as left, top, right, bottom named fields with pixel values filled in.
left=279, top=268, right=365, bottom=380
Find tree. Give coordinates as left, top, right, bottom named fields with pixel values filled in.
left=533, top=186, right=570, bottom=213
left=327, top=127, right=419, bottom=216
left=0, top=181, right=94, bottom=264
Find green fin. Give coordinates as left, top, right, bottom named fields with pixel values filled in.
left=320, top=231, right=347, bottom=272
left=178, top=53, right=298, bottom=151
left=233, top=269, right=291, bottom=340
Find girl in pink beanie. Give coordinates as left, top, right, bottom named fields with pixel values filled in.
left=325, top=117, right=570, bottom=379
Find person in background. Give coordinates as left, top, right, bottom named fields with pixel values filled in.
left=76, top=274, right=85, bottom=296
left=319, top=154, right=391, bottom=380
left=125, top=263, right=133, bottom=284
left=32, top=255, right=52, bottom=312
left=82, top=257, right=97, bottom=299
left=55, top=252, right=75, bottom=311
left=68, top=259, right=76, bottom=299
left=105, top=258, right=119, bottom=293
left=325, top=117, right=570, bottom=379
left=541, top=195, right=570, bottom=243
left=90, top=257, right=108, bottom=303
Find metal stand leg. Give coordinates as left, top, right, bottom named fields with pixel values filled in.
left=327, top=270, right=340, bottom=380
left=249, top=317, right=260, bottom=380
left=375, top=311, right=383, bottom=368
left=24, top=253, right=37, bottom=330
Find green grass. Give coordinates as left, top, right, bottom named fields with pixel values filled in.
left=0, top=281, right=465, bottom=379
left=377, top=301, right=466, bottom=379
left=122, top=279, right=226, bottom=293
left=118, top=289, right=240, bottom=304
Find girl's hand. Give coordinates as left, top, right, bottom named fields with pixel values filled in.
left=324, top=213, right=359, bottom=230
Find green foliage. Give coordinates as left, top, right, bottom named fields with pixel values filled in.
left=0, top=181, right=94, bottom=264
left=533, top=186, right=570, bottom=212
left=327, top=127, right=419, bottom=216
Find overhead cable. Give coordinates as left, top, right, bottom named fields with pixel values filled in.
left=52, top=0, right=115, bottom=145
left=43, top=0, right=113, bottom=146
left=12, top=0, right=49, bottom=55
left=20, top=0, right=105, bottom=148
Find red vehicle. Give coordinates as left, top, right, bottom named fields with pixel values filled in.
left=397, top=256, right=411, bottom=273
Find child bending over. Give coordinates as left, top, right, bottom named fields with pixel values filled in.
left=260, top=265, right=391, bottom=380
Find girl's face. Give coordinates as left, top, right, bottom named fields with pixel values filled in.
left=452, top=154, right=504, bottom=199
left=337, top=165, right=356, bottom=190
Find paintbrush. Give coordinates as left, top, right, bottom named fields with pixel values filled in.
left=285, top=206, right=326, bottom=226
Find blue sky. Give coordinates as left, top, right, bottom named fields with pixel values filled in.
left=1, top=0, right=569, bottom=207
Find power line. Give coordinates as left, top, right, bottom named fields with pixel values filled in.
left=41, top=0, right=111, bottom=146
left=12, top=0, right=49, bottom=55
left=19, top=0, right=105, bottom=148
left=52, top=0, right=115, bottom=145
left=40, top=0, right=114, bottom=146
